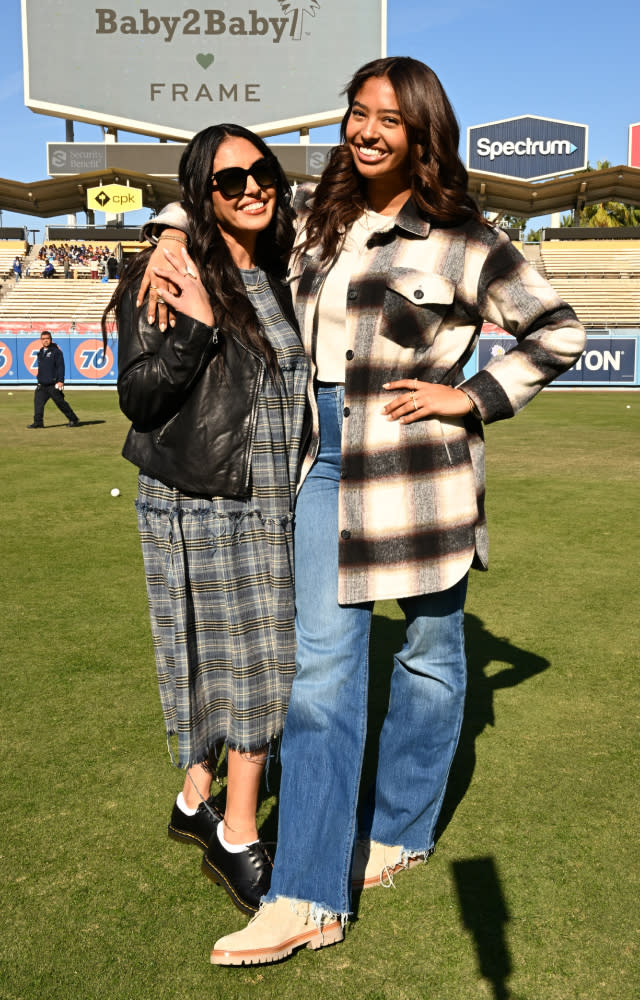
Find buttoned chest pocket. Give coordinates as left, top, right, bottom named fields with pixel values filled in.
left=382, top=269, right=455, bottom=351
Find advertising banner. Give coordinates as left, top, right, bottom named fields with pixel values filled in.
left=476, top=332, right=637, bottom=385
left=48, top=141, right=335, bottom=179
left=0, top=330, right=117, bottom=385
left=86, top=183, right=144, bottom=213
left=467, top=115, right=588, bottom=180
left=629, top=122, right=640, bottom=168
left=3, top=327, right=637, bottom=387
left=23, top=0, right=386, bottom=139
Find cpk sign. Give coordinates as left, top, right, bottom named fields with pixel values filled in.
left=629, top=123, right=640, bottom=168
left=467, top=115, right=588, bottom=180
left=86, top=183, right=143, bottom=213
left=22, top=0, right=385, bottom=139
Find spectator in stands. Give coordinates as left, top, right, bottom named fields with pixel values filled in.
left=28, top=331, right=80, bottom=428
left=64, top=258, right=71, bottom=279
left=107, top=254, right=118, bottom=280
left=43, top=260, right=56, bottom=278
left=13, top=256, right=22, bottom=282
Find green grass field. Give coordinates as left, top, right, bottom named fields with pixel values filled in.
left=1, top=388, right=638, bottom=1000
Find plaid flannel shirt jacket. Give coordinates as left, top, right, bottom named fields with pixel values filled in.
left=289, top=186, right=586, bottom=604
left=143, top=192, right=586, bottom=605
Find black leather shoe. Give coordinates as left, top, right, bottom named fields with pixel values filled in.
left=202, top=834, right=273, bottom=915
left=67, top=420, right=80, bottom=427
left=27, top=423, right=43, bottom=428
left=167, top=796, right=224, bottom=850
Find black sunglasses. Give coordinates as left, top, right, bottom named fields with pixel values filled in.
left=211, top=157, right=278, bottom=198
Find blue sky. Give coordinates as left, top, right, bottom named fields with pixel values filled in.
left=1, top=0, right=638, bottom=238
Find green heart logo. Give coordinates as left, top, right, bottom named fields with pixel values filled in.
left=196, top=53, right=214, bottom=69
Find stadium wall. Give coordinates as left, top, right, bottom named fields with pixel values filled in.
left=464, top=326, right=640, bottom=387
left=1, top=325, right=639, bottom=388
left=0, top=326, right=115, bottom=384
left=541, top=227, right=640, bottom=241
left=46, top=227, right=141, bottom=242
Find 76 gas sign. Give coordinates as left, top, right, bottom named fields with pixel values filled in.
left=73, top=339, right=115, bottom=379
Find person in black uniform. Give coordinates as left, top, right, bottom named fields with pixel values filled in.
left=28, top=331, right=80, bottom=428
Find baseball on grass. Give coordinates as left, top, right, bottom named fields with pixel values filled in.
left=111, top=488, right=121, bottom=497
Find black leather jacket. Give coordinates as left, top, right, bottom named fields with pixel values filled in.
left=117, top=279, right=301, bottom=498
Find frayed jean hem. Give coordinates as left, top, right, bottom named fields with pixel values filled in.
left=262, top=893, right=348, bottom=929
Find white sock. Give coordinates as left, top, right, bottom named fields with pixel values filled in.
left=176, top=792, right=198, bottom=817
left=217, top=822, right=258, bottom=854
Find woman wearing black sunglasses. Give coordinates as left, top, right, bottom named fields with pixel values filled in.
left=102, top=124, right=309, bottom=916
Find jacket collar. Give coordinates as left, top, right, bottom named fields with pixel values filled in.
left=295, top=184, right=432, bottom=239
left=393, top=196, right=432, bottom=239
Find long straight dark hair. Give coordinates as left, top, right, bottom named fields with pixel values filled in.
left=303, top=57, right=486, bottom=262
left=103, top=123, right=294, bottom=369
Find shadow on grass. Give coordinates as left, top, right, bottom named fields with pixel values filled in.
left=360, top=610, right=550, bottom=839
left=39, top=419, right=107, bottom=427
left=452, top=855, right=515, bottom=1000
left=438, top=612, right=550, bottom=838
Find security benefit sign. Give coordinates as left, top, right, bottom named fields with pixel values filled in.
left=467, top=116, right=588, bottom=180
left=87, top=183, right=143, bottom=213
left=22, top=0, right=385, bottom=140
left=477, top=334, right=637, bottom=386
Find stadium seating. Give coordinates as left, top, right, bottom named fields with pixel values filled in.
left=0, top=237, right=147, bottom=324
left=27, top=258, right=95, bottom=278
left=540, top=240, right=640, bottom=278
left=1, top=235, right=637, bottom=331
left=539, top=239, right=640, bottom=327
left=521, top=242, right=546, bottom=274
left=547, top=277, right=640, bottom=327
left=0, top=276, right=116, bottom=322
left=0, top=240, right=28, bottom=277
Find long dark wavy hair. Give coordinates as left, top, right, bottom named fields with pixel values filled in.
left=103, top=123, right=294, bottom=370
left=303, top=57, right=485, bottom=262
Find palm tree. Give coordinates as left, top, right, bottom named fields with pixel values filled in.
left=573, top=161, right=640, bottom=227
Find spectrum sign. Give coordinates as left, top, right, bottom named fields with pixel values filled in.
left=467, top=115, right=588, bottom=180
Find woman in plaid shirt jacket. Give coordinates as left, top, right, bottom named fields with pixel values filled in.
left=144, top=57, right=586, bottom=964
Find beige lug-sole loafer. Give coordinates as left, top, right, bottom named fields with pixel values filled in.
left=211, top=897, right=344, bottom=966
left=352, top=839, right=427, bottom=889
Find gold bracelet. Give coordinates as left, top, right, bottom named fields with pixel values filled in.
left=157, top=234, right=188, bottom=247
left=462, top=390, right=481, bottom=418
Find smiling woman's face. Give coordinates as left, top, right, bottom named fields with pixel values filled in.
left=210, top=136, right=277, bottom=248
left=345, top=75, right=411, bottom=203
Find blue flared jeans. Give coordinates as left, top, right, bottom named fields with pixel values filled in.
left=266, top=384, right=468, bottom=916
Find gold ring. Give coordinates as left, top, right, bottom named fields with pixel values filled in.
left=184, top=265, right=197, bottom=279
left=150, top=284, right=158, bottom=290
left=411, top=391, right=418, bottom=410
left=156, top=295, right=166, bottom=305
left=413, top=377, right=418, bottom=390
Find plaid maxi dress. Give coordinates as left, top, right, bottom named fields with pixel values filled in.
left=135, top=267, right=309, bottom=767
